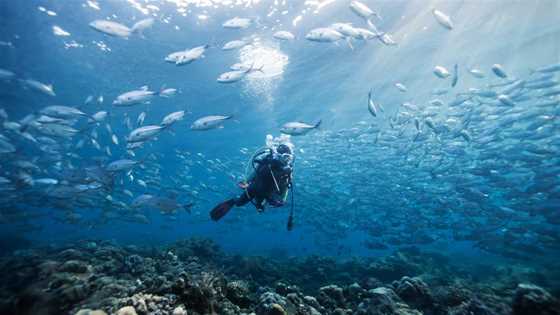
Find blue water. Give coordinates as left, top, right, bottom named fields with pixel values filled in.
left=1, top=0, right=559, bottom=269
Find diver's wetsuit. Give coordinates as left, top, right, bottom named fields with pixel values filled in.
left=234, top=151, right=292, bottom=209
left=210, top=146, right=294, bottom=221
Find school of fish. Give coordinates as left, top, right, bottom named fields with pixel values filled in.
left=0, top=0, right=558, bottom=263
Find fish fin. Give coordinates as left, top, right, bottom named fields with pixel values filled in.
left=345, top=37, right=354, bottom=50
left=245, top=62, right=257, bottom=73
left=140, top=85, right=149, bottom=91
left=210, top=199, right=235, bottom=221
left=366, top=19, right=377, bottom=31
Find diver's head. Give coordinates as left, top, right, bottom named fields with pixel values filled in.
left=276, top=144, right=292, bottom=155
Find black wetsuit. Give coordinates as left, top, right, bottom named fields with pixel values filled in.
left=234, top=152, right=292, bottom=209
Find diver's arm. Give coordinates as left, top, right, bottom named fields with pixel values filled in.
left=238, top=170, right=255, bottom=189
left=247, top=170, right=257, bottom=182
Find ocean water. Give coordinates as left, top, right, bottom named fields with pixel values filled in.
left=1, top=1, right=560, bottom=314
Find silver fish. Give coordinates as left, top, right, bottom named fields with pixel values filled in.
left=113, top=86, right=158, bottom=106
left=190, top=115, right=232, bottom=131
left=280, top=121, right=321, bottom=136
left=161, top=111, right=185, bottom=128
left=127, top=125, right=164, bottom=142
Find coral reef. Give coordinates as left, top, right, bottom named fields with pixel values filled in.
left=0, top=238, right=558, bottom=315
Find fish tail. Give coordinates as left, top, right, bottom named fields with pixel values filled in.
left=156, top=86, right=167, bottom=97
left=130, top=19, right=149, bottom=35
left=314, top=120, right=322, bottom=129
left=84, top=113, right=99, bottom=123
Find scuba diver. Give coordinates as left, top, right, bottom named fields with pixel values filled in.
left=210, top=135, right=295, bottom=228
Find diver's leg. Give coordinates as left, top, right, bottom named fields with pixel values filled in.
left=210, top=186, right=258, bottom=221
left=233, top=183, right=258, bottom=207
left=254, top=196, right=265, bottom=212
left=233, top=191, right=251, bottom=207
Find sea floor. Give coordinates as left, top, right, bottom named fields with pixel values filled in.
left=1, top=238, right=559, bottom=315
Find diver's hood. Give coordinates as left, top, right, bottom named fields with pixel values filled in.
left=266, top=134, right=294, bottom=153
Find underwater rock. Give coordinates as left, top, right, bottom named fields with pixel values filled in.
left=448, top=298, right=498, bottom=315
left=2, top=238, right=559, bottom=315
left=175, top=271, right=227, bottom=314
left=117, top=306, right=138, bottom=315
left=256, top=292, right=295, bottom=315
left=286, top=292, right=302, bottom=306
left=171, top=238, right=222, bottom=262
left=87, top=276, right=134, bottom=302
left=318, top=284, right=345, bottom=309
left=367, top=256, right=421, bottom=282
left=58, top=248, right=86, bottom=260
left=431, top=285, right=472, bottom=308
left=125, top=255, right=157, bottom=276
left=124, top=254, right=143, bottom=274
left=357, top=287, right=421, bottom=315
left=303, top=296, right=321, bottom=309
left=330, top=308, right=344, bottom=315
left=275, top=281, right=301, bottom=296
left=216, top=298, right=242, bottom=315
left=172, top=305, right=187, bottom=315
left=227, top=280, right=253, bottom=308
left=75, top=309, right=108, bottom=315
left=345, top=282, right=366, bottom=302
left=54, top=282, right=91, bottom=305
left=38, top=260, right=60, bottom=277
left=283, top=292, right=323, bottom=315
left=362, top=277, right=385, bottom=290
left=119, top=292, right=174, bottom=315
left=269, top=303, right=287, bottom=315
left=58, top=260, right=89, bottom=273
left=392, top=276, right=435, bottom=311
left=512, top=283, right=560, bottom=315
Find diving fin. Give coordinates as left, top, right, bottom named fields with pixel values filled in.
left=210, top=199, right=235, bottom=221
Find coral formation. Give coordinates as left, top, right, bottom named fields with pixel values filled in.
left=0, top=238, right=558, bottom=315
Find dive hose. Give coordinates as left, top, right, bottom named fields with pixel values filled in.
left=287, top=182, right=294, bottom=231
